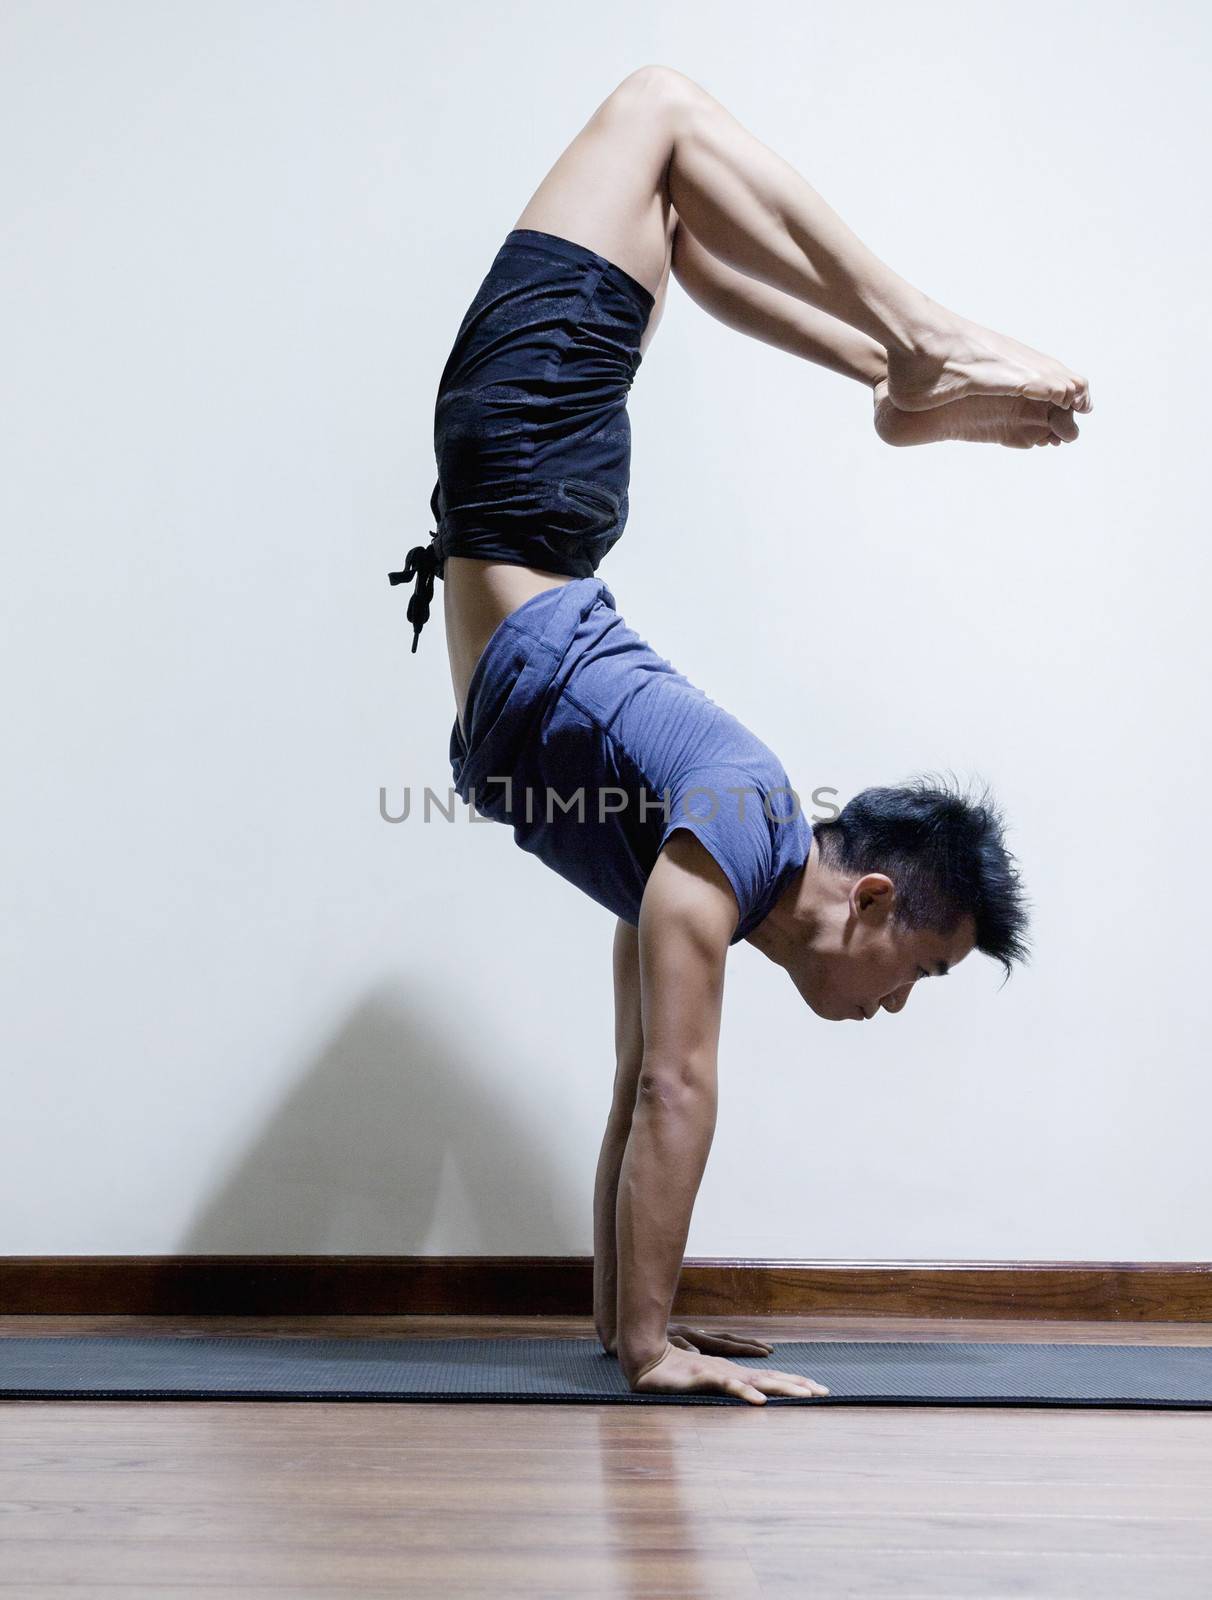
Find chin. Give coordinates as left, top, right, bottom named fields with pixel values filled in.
left=805, top=994, right=853, bottom=1023
left=793, top=974, right=853, bottom=1023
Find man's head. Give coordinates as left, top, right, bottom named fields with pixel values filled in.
left=768, top=775, right=1029, bottom=1022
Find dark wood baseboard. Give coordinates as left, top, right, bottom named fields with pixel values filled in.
left=1, top=1257, right=1209, bottom=1321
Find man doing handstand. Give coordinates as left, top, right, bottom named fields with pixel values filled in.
left=392, top=66, right=1089, bottom=1405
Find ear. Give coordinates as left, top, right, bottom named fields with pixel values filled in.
left=852, top=872, right=895, bottom=921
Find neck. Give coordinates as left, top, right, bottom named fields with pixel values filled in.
left=745, top=836, right=825, bottom=970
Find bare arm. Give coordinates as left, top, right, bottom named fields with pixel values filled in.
left=595, top=919, right=777, bottom=1361
left=671, top=216, right=887, bottom=388
left=614, top=830, right=736, bottom=1385
left=592, top=920, right=645, bottom=1353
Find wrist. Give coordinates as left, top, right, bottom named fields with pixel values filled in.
left=620, top=1338, right=672, bottom=1386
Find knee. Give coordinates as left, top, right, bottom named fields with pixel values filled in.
left=616, top=64, right=704, bottom=111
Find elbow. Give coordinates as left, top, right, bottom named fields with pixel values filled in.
left=636, top=1056, right=717, bottom=1112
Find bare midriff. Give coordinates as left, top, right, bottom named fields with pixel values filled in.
left=443, top=556, right=576, bottom=737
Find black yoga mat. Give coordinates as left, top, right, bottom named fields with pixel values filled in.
left=1, top=1336, right=1209, bottom=1406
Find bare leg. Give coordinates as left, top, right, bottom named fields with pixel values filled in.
left=515, top=67, right=1090, bottom=413
left=670, top=217, right=889, bottom=386
left=670, top=218, right=1079, bottom=447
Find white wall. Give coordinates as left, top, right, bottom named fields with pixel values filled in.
left=2, top=0, right=1208, bottom=1259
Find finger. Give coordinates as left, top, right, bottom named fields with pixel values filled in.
left=753, top=1367, right=830, bottom=1396
left=682, top=1327, right=773, bottom=1357
left=1047, top=405, right=1080, bottom=442
left=786, top=1374, right=830, bottom=1396
left=669, top=1336, right=699, bottom=1352
left=715, top=1334, right=775, bottom=1355
left=727, top=1381, right=767, bottom=1405
left=753, top=1376, right=827, bottom=1399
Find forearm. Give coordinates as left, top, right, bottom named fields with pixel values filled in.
left=672, top=222, right=887, bottom=387
left=615, top=1078, right=717, bottom=1383
left=592, top=1113, right=631, bottom=1346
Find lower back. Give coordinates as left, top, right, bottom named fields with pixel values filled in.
left=443, top=557, right=575, bottom=731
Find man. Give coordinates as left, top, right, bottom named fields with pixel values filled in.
left=392, top=66, right=1086, bottom=1405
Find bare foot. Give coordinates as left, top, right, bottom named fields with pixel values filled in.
left=885, top=310, right=1091, bottom=415
left=873, top=378, right=1080, bottom=449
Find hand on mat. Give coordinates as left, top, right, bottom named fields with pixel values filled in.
left=630, top=1342, right=829, bottom=1405
left=667, top=1322, right=774, bottom=1358
left=601, top=1323, right=774, bottom=1358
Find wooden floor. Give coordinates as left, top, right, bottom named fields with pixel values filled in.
left=2, top=1314, right=1211, bottom=1598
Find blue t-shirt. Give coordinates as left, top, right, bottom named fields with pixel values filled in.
left=449, top=578, right=813, bottom=943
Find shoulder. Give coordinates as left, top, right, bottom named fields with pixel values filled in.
left=641, top=829, right=738, bottom=962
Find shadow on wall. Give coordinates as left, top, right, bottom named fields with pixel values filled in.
left=178, top=979, right=579, bottom=1254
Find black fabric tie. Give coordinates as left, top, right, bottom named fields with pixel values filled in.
left=388, top=537, right=439, bottom=654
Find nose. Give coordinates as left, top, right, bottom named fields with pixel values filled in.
left=881, top=981, right=916, bottom=1015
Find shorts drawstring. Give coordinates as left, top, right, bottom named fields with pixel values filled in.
left=388, top=537, right=439, bottom=653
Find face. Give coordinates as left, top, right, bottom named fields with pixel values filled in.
left=791, top=873, right=977, bottom=1022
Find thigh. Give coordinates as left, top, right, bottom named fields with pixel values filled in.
left=513, top=67, right=685, bottom=331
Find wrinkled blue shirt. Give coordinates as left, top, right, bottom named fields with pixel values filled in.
left=449, top=578, right=814, bottom=943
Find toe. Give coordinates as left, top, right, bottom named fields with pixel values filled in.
left=1047, top=405, right=1080, bottom=442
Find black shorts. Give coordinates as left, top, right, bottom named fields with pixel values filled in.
left=428, top=227, right=655, bottom=576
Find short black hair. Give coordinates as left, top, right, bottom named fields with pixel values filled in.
left=812, top=774, right=1030, bottom=980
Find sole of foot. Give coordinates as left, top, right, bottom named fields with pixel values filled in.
left=874, top=382, right=1081, bottom=449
